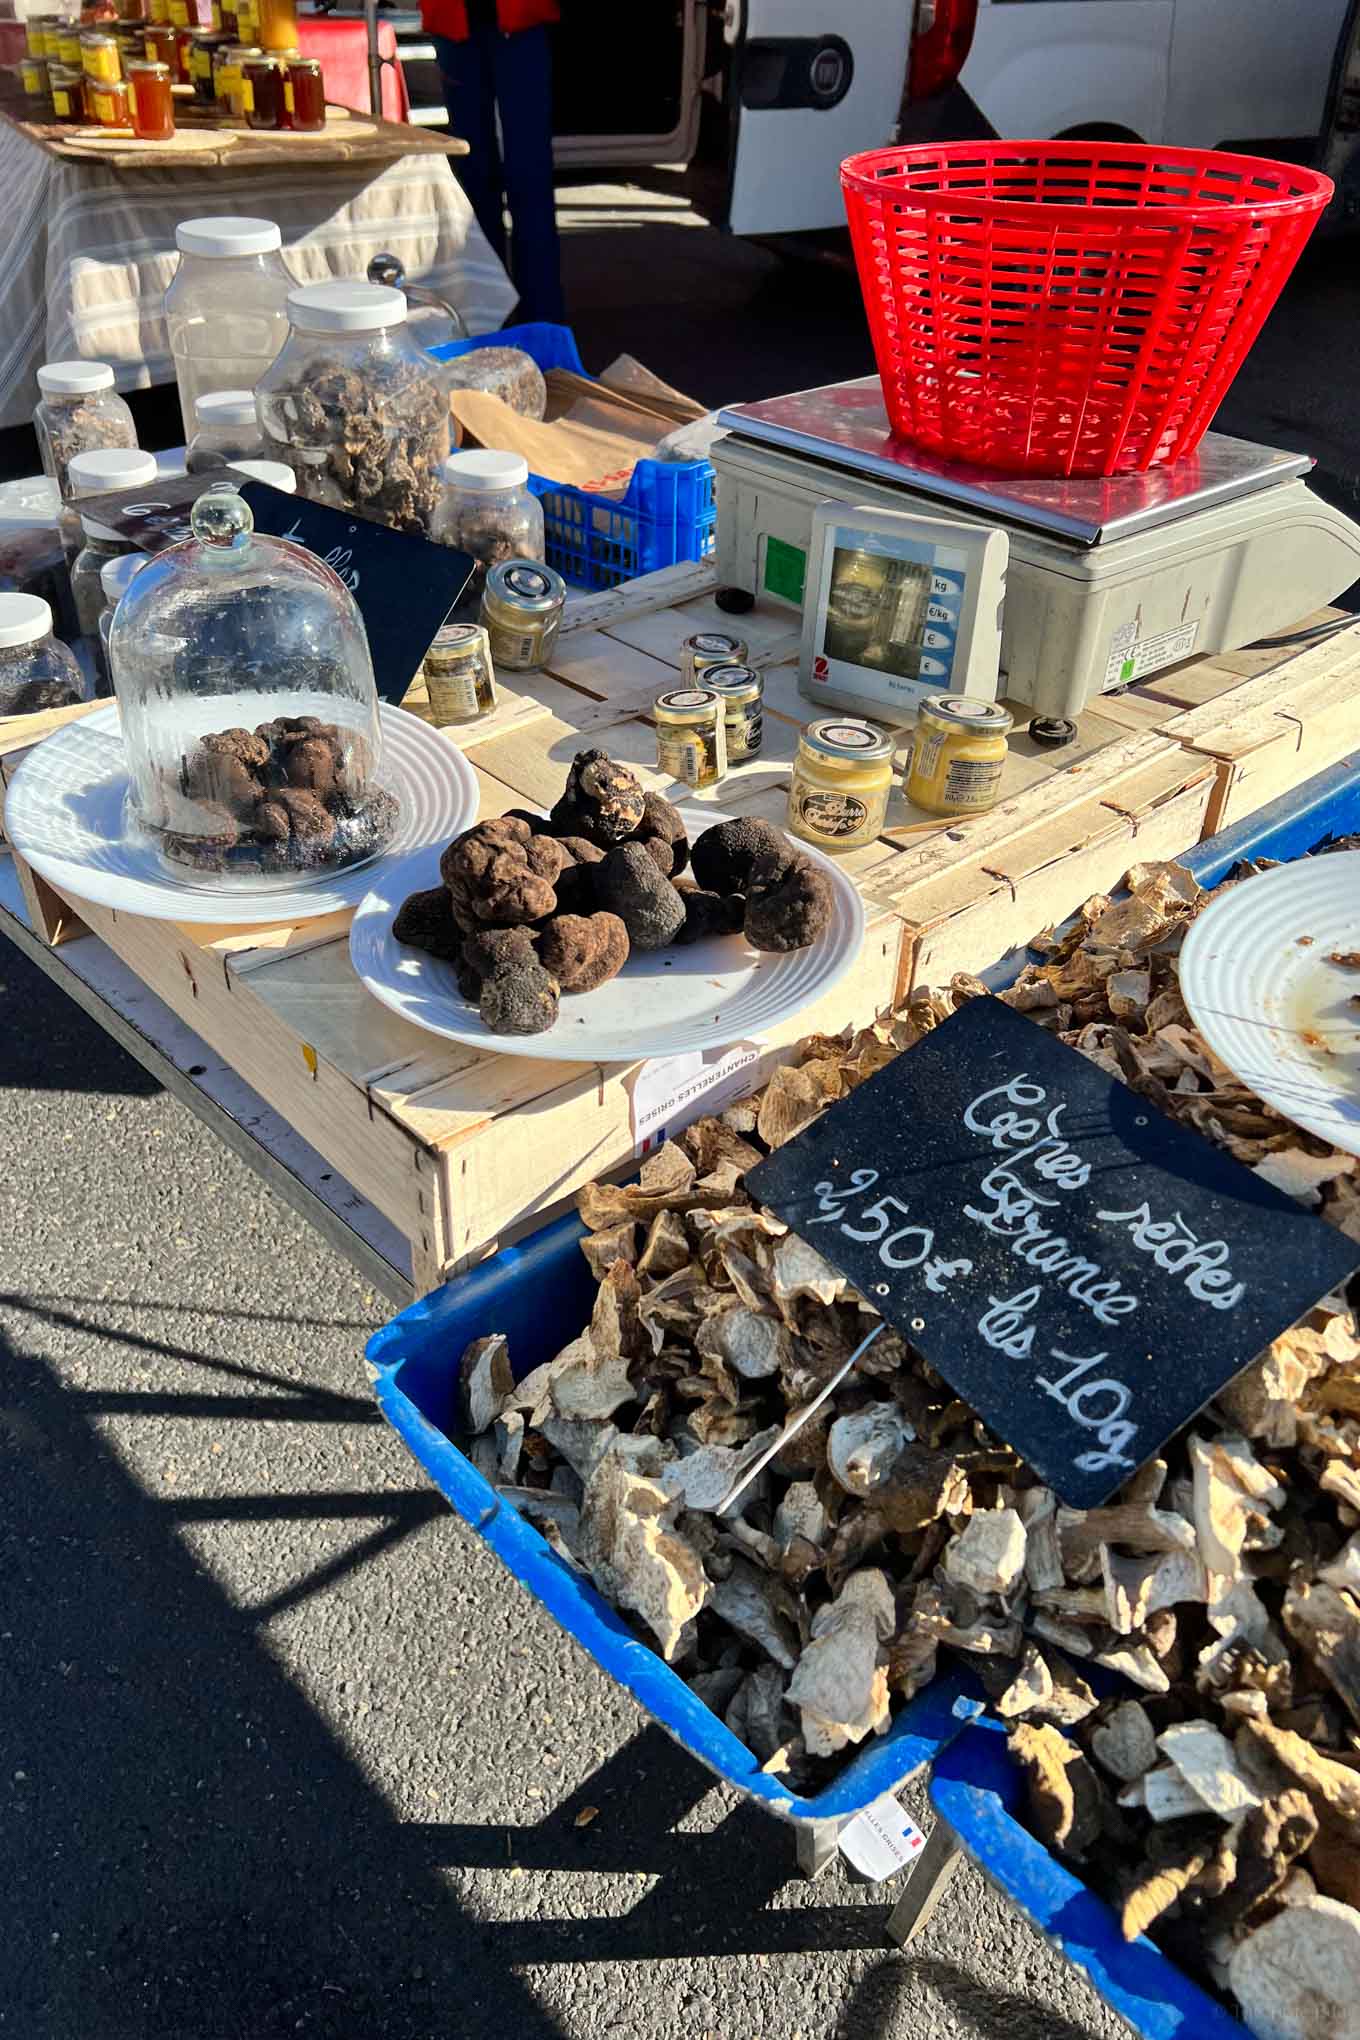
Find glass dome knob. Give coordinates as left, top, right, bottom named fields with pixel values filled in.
left=191, top=482, right=254, bottom=548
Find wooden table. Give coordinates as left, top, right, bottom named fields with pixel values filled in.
left=3, top=560, right=1358, bottom=1304
left=0, top=92, right=466, bottom=172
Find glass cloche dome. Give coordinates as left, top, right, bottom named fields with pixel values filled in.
left=107, top=481, right=397, bottom=889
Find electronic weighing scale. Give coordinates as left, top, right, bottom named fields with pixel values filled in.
left=713, top=379, right=1360, bottom=724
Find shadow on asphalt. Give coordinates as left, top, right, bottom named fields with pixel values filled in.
left=834, top=1957, right=1108, bottom=2040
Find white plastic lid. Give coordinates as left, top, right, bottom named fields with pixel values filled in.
left=67, top=447, right=159, bottom=495
left=194, top=389, right=257, bottom=427
left=227, top=457, right=297, bottom=492
left=79, top=516, right=122, bottom=542
left=99, top=551, right=147, bottom=602
left=441, top=448, right=529, bottom=493
left=37, top=360, right=115, bottom=396
left=175, top=215, right=283, bottom=257
left=0, top=592, right=52, bottom=649
left=286, top=281, right=407, bottom=334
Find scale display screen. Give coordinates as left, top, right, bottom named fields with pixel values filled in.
left=801, top=505, right=1007, bottom=725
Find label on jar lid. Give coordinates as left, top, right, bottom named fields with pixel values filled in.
left=657, top=688, right=716, bottom=713
left=503, top=562, right=552, bottom=600
left=431, top=621, right=486, bottom=656
left=820, top=721, right=881, bottom=750
left=687, top=631, right=740, bottom=654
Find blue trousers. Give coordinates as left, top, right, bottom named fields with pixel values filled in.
left=435, top=24, right=565, bottom=325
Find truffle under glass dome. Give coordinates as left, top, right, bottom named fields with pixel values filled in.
left=108, top=481, right=397, bottom=890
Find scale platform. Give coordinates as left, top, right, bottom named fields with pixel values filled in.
left=712, top=377, right=1360, bottom=717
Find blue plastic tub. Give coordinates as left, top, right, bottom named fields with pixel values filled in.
left=930, top=1721, right=1249, bottom=2040
left=432, top=323, right=716, bottom=591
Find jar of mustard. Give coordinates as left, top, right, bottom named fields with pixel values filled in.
left=654, top=686, right=726, bottom=790
left=788, top=719, right=894, bottom=852
left=904, top=695, right=1013, bottom=817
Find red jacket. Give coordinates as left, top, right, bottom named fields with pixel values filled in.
left=424, top=0, right=557, bottom=39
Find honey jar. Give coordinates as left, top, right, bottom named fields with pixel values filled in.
left=19, top=55, right=50, bottom=102
left=422, top=621, right=497, bottom=726
left=654, top=686, right=726, bottom=790
left=681, top=630, right=748, bottom=686
left=702, top=662, right=763, bottom=762
left=904, top=695, right=1013, bottom=817
left=788, top=719, right=894, bottom=853
left=55, top=25, right=83, bottom=63
left=126, top=56, right=173, bottom=136
left=87, top=73, right=131, bottom=124
left=25, top=16, right=60, bottom=59
left=283, top=52, right=324, bottom=127
left=47, top=61, right=83, bottom=117
left=80, top=30, right=122, bottom=81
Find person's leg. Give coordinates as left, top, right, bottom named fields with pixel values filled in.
left=434, top=27, right=508, bottom=266
left=488, top=24, right=565, bottom=323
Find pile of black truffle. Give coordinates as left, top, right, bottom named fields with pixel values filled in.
left=156, top=715, right=398, bottom=876
left=392, top=749, right=835, bottom=1037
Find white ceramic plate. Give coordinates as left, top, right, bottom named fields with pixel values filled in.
left=4, top=701, right=479, bottom=926
left=1178, top=852, right=1360, bottom=1156
left=349, top=812, right=867, bottom=1062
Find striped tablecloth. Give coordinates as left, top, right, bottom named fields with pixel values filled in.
left=0, top=129, right=518, bottom=428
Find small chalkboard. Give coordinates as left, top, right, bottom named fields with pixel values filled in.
left=74, top=474, right=475, bottom=707
left=748, top=996, right=1358, bottom=1508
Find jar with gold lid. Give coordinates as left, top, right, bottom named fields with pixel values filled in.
left=904, top=696, right=1013, bottom=817
left=81, top=29, right=122, bottom=81
left=788, top=718, right=894, bottom=852
left=422, top=621, right=497, bottom=726
left=87, top=73, right=131, bottom=124
left=654, top=686, right=726, bottom=790
left=681, top=629, right=747, bottom=685
left=478, top=557, right=564, bottom=672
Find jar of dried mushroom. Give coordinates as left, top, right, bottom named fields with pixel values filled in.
left=34, top=362, right=137, bottom=503
left=432, top=449, right=544, bottom=583
left=60, top=445, right=158, bottom=566
left=441, top=345, right=547, bottom=421
left=255, top=281, right=451, bottom=537
left=421, top=620, right=496, bottom=726
left=163, top=216, right=293, bottom=437
left=186, top=388, right=263, bottom=474
left=788, top=718, right=894, bottom=852
left=654, top=686, right=727, bottom=790
left=108, top=480, right=396, bottom=889
left=0, top=595, right=87, bottom=717
left=702, top=662, right=763, bottom=762
left=479, top=557, right=565, bottom=672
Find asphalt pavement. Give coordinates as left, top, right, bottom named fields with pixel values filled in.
left=5, top=191, right=1358, bottom=2040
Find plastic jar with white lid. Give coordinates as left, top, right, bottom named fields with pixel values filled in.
left=186, top=387, right=265, bottom=473
left=255, top=281, right=450, bottom=535
left=0, top=592, right=87, bottom=715
left=432, top=447, right=544, bottom=580
left=163, top=215, right=293, bottom=436
left=97, top=550, right=148, bottom=684
left=71, top=510, right=145, bottom=668
left=60, top=446, right=160, bottom=563
left=225, top=457, right=296, bottom=492
left=34, top=360, right=137, bottom=501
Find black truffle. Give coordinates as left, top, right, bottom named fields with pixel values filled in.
left=440, top=818, right=559, bottom=928
left=539, top=912, right=630, bottom=992
left=393, top=886, right=463, bottom=962
left=593, top=842, right=687, bottom=951
left=743, top=850, right=834, bottom=953
left=479, top=958, right=560, bottom=1036
left=674, top=887, right=746, bottom=946
left=690, top=817, right=793, bottom=896
left=253, top=787, right=335, bottom=850
left=549, top=750, right=647, bottom=846
left=638, top=836, right=676, bottom=877
left=633, top=791, right=689, bottom=878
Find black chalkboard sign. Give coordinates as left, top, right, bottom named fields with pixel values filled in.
left=73, top=474, right=474, bottom=706
left=748, top=996, right=1358, bottom=1507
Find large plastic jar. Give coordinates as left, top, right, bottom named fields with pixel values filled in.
left=0, top=594, right=87, bottom=715
left=163, top=215, right=292, bottom=437
left=97, top=549, right=147, bottom=680
left=432, top=449, right=544, bottom=580
left=186, top=388, right=264, bottom=472
left=34, top=362, right=137, bottom=501
left=60, top=446, right=159, bottom=563
left=255, top=281, right=450, bottom=535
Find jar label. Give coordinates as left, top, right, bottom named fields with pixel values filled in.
left=486, top=622, right=538, bottom=670
left=795, top=788, right=870, bottom=839
left=240, top=74, right=253, bottom=109
left=52, top=86, right=71, bottom=112
left=657, top=729, right=712, bottom=788
left=941, top=754, right=1005, bottom=808
left=912, top=729, right=945, bottom=785
left=283, top=76, right=293, bottom=111
left=426, top=666, right=480, bottom=722
left=725, top=706, right=762, bottom=759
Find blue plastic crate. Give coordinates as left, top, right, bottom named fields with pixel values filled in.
left=432, top=323, right=716, bottom=592
left=931, top=1721, right=1248, bottom=2040
left=367, top=1208, right=979, bottom=1823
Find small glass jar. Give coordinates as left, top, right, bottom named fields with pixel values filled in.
left=26, top=16, right=59, bottom=58
left=147, top=0, right=170, bottom=22
left=788, top=718, right=895, bottom=853
left=108, top=481, right=396, bottom=888
left=242, top=49, right=286, bottom=125
left=126, top=56, right=173, bottom=134
left=703, top=663, right=763, bottom=763
left=141, top=18, right=175, bottom=64
left=55, top=24, right=83, bottom=64
left=60, top=445, right=159, bottom=565
left=0, top=594, right=87, bottom=716
left=225, top=457, right=296, bottom=491
left=97, top=549, right=147, bottom=685
left=213, top=38, right=259, bottom=114
left=681, top=630, right=748, bottom=685
left=47, top=62, right=84, bottom=118
left=256, top=281, right=451, bottom=535
left=479, top=557, right=565, bottom=672
left=655, top=686, right=726, bottom=790
left=167, top=22, right=197, bottom=78
left=71, top=514, right=139, bottom=673
left=433, top=450, right=544, bottom=583
left=284, top=52, right=323, bottom=129
left=905, top=696, right=1013, bottom=817
left=19, top=56, right=51, bottom=104
left=256, top=0, right=295, bottom=49
left=87, top=74, right=131, bottom=124
left=168, top=0, right=212, bottom=25
left=186, top=388, right=263, bottom=472
left=422, top=621, right=497, bottom=726
left=189, top=30, right=225, bottom=97
left=34, top=362, right=137, bottom=502
left=116, top=0, right=148, bottom=22
left=81, top=29, right=122, bottom=80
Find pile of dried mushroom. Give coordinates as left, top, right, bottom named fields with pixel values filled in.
left=458, top=850, right=1360, bottom=2040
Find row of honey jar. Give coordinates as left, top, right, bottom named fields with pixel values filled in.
left=20, top=26, right=325, bottom=132
left=26, top=0, right=297, bottom=50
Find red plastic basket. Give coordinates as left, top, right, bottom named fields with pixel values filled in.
left=841, top=142, right=1331, bottom=478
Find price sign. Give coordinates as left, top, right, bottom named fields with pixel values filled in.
left=747, top=997, right=1358, bottom=1507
